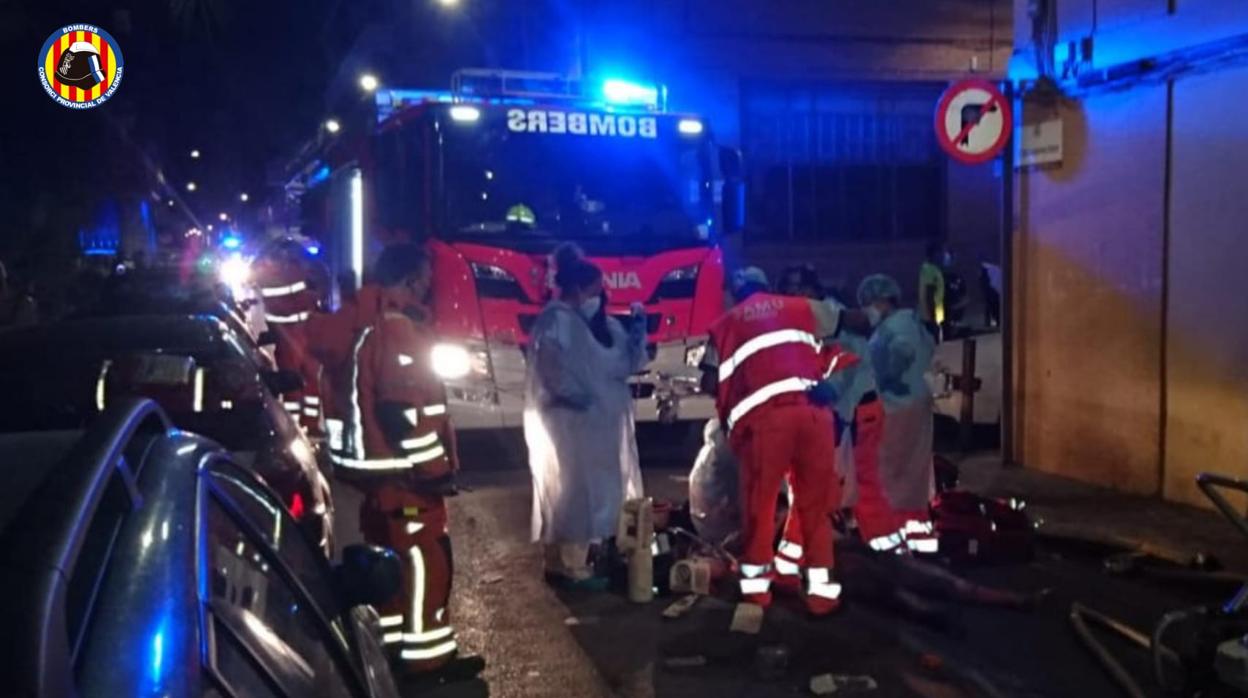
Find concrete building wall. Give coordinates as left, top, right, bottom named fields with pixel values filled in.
left=1014, top=87, right=1166, bottom=494
left=1012, top=0, right=1248, bottom=504
left=1164, top=64, right=1248, bottom=506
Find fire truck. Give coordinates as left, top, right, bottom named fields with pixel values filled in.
left=287, top=70, right=743, bottom=429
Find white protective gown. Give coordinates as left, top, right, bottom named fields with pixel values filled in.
left=869, top=309, right=937, bottom=511
left=524, top=301, right=647, bottom=544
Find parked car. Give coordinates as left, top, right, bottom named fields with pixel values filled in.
left=81, top=264, right=271, bottom=354
left=0, top=315, right=334, bottom=554
left=0, top=399, right=402, bottom=697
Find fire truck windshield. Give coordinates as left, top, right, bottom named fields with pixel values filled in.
left=440, top=112, right=713, bottom=252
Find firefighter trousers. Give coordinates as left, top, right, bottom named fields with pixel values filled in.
left=358, top=483, right=458, bottom=674
left=731, top=402, right=840, bottom=602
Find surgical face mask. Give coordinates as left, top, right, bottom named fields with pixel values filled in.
left=865, top=306, right=883, bottom=328
left=579, top=296, right=602, bottom=319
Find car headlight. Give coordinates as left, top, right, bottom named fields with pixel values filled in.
left=431, top=343, right=472, bottom=380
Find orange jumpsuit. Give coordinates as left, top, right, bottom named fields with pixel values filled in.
left=309, top=286, right=460, bottom=673
left=253, top=257, right=325, bottom=436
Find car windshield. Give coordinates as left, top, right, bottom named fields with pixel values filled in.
left=440, top=110, right=713, bottom=250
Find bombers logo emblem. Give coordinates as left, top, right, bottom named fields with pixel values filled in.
left=37, top=24, right=124, bottom=109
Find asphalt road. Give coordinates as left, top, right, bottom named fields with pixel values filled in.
left=332, top=426, right=1245, bottom=698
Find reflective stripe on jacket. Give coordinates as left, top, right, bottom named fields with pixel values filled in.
left=310, top=286, right=454, bottom=480
left=708, top=293, right=835, bottom=432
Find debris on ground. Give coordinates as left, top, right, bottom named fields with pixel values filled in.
left=663, top=655, right=708, bottom=670
left=480, top=573, right=504, bottom=585
left=809, top=673, right=879, bottom=694
left=730, top=602, right=764, bottom=634
left=753, top=644, right=789, bottom=680
left=564, top=615, right=599, bottom=626
left=662, top=594, right=700, bottom=619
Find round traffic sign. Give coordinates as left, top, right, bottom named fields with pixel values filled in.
left=934, top=79, right=1012, bottom=165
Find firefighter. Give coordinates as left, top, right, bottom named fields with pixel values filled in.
left=699, top=267, right=861, bottom=615
left=309, top=243, right=484, bottom=682
left=252, top=239, right=327, bottom=436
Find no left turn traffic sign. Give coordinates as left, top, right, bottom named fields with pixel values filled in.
left=934, top=79, right=1012, bottom=165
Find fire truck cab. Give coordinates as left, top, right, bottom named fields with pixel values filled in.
left=288, top=69, right=743, bottom=429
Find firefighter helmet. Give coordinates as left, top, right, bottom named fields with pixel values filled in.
left=56, top=41, right=105, bottom=89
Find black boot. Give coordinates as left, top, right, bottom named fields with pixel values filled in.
left=401, top=654, right=486, bottom=689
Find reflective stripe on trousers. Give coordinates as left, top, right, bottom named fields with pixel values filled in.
left=806, top=568, right=842, bottom=600
left=739, top=562, right=771, bottom=594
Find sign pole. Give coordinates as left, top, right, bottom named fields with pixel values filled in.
left=1000, top=80, right=1016, bottom=467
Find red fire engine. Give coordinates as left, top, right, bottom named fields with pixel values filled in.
left=286, top=69, right=743, bottom=429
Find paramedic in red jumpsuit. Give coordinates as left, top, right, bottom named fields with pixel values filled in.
left=308, top=244, right=483, bottom=683
left=700, top=268, right=850, bottom=615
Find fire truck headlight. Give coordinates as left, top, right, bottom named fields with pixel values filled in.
left=449, top=105, right=481, bottom=123
left=678, top=119, right=704, bottom=135
left=219, top=256, right=251, bottom=291
left=431, top=343, right=472, bottom=380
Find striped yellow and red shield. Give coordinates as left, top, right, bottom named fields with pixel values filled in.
left=39, top=27, right=123, bottom=106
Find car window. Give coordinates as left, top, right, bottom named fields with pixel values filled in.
left=204, top=491, right=357, bottom=697
left=206, top=464, right=337, bottom=614
left=212, top=617, right=281, bottom=698
left=68, top=456, right=134, bottom=670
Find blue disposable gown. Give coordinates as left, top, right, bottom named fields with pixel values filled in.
left=524, top=301, right=648, bottom=544
left=868, top=309, right=936, bottom=511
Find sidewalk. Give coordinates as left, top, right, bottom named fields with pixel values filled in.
left=955, top=453, right=1248, bottom=573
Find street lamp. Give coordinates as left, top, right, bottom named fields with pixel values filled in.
left=325, top=118, right=342, bottom=134
left=239, top=193, right=250, bottom=203
left=359, top=73, right=379, bottom=92
left=436, top=0, right=460, bottom=6
left=190, top=149, right=201, bottom=159
left=218, top=212, right=229, bottom=222
left=186, top=181, right=198, bottom=192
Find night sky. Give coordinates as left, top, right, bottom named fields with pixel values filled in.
left=0, top=0, right=579, bottom=264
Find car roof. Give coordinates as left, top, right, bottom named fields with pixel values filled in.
left=0, top=315, right=230, bottom=357
left=0, top=400, right=215, bottom=697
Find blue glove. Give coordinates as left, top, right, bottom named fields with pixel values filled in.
left=807, top=380, right=838, bottom=407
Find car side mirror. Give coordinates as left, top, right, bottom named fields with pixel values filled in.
left=257, top=330, right=279, bottom=347
left=718, top=146, right=745, bottom=235
left=334, top=544, right=401, bottom=608
left=263, top=369, right=304, bottom=396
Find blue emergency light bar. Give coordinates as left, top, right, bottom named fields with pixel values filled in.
left=377, top=70, right=669, bottom=124
left=602, top=79, right=660, bottom=108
